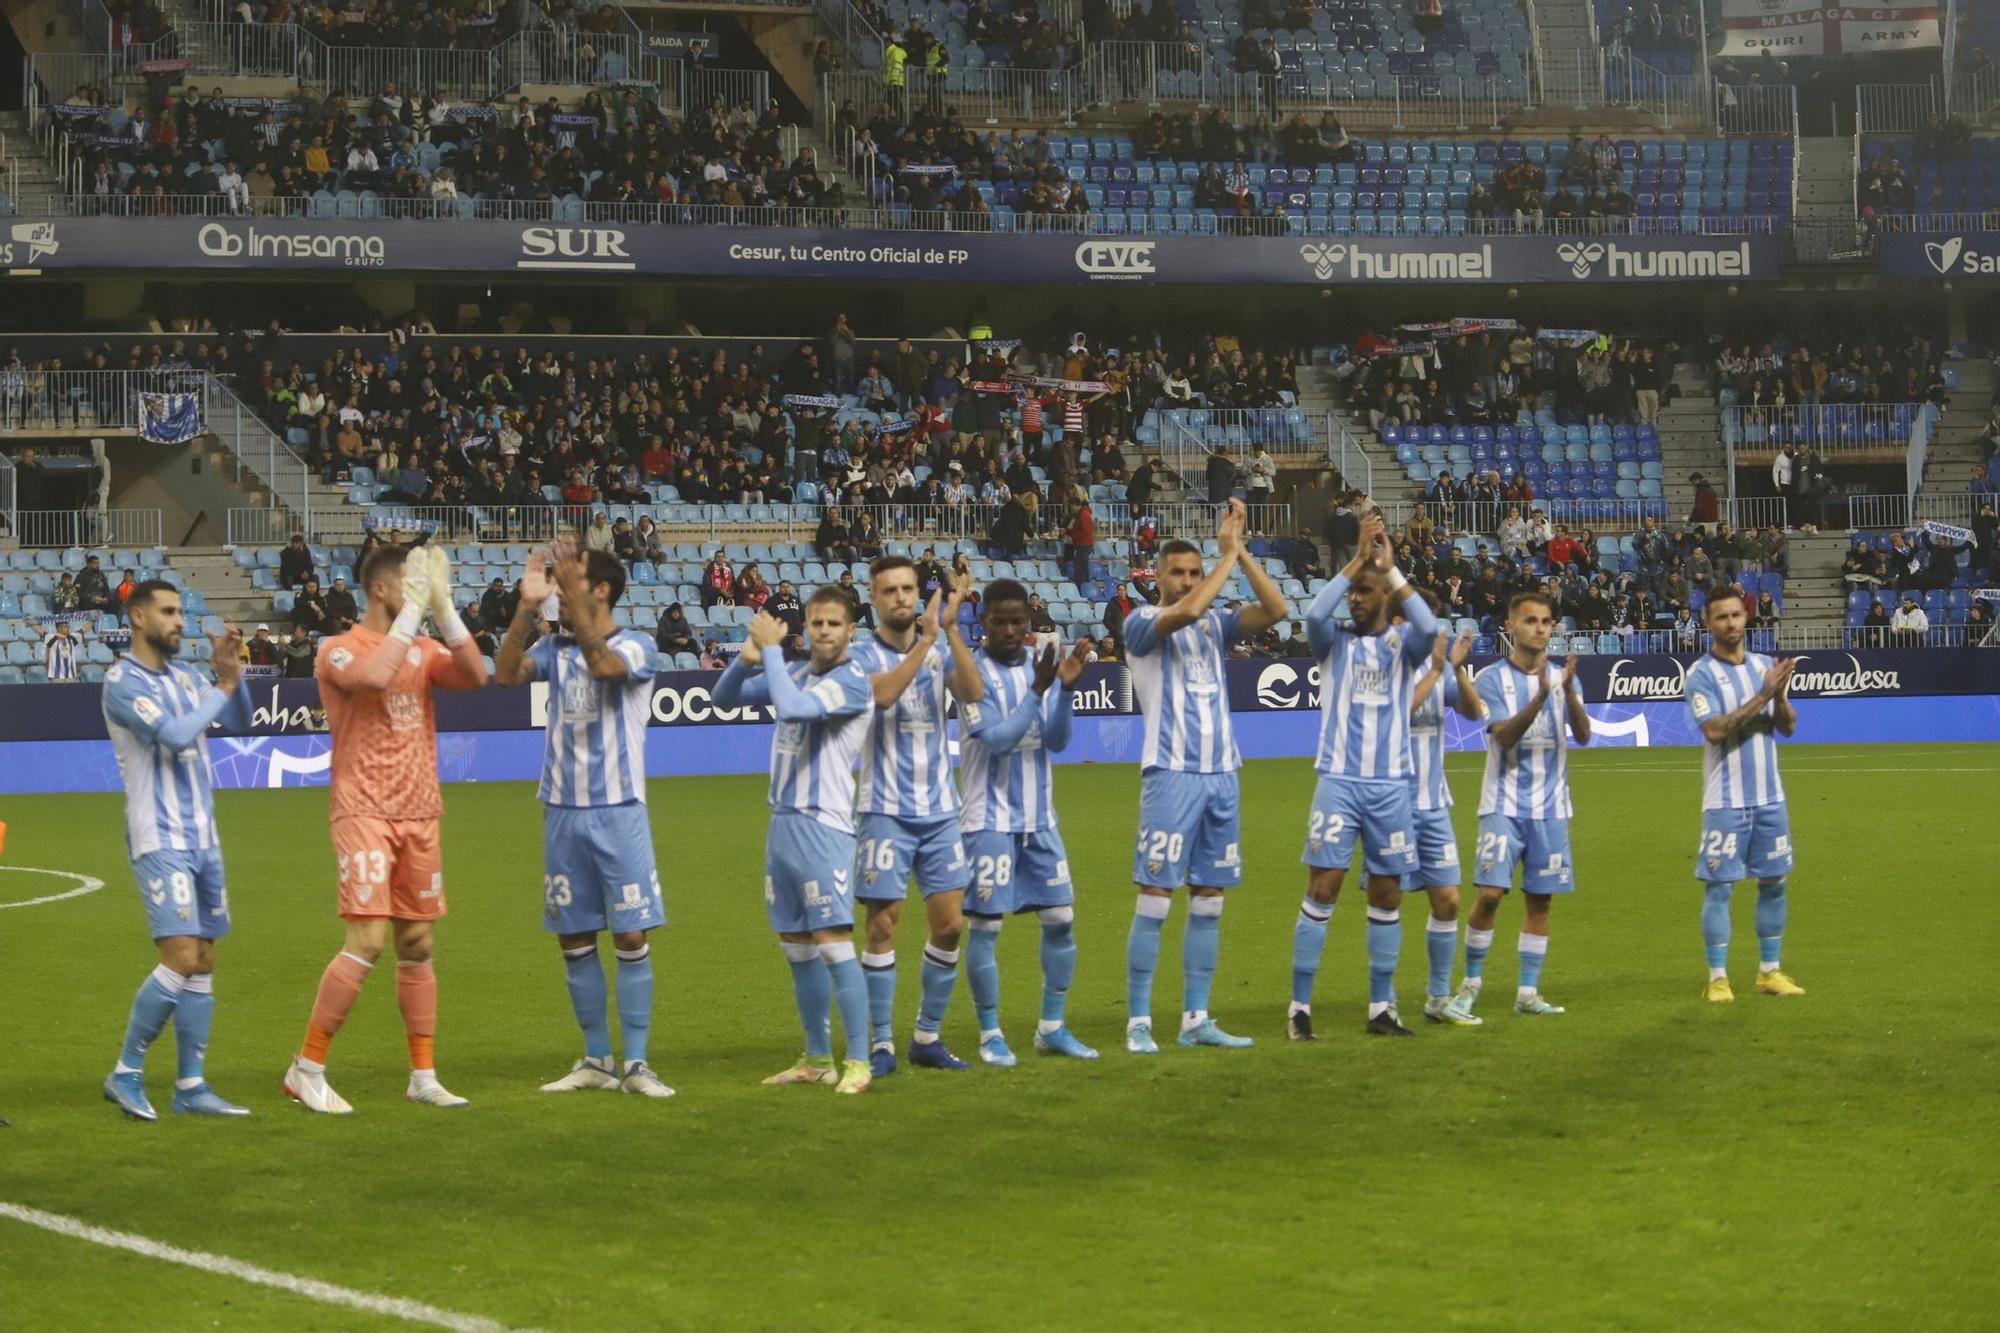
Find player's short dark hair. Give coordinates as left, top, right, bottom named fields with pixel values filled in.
left=1507, top=589, right=1555, bottom=618
left=357, top=543, right=409, bottom=590
left=125, top=579, right=179, bottom=611
left=1159, top=539, right=1202, bottom=563
left=868, top=554, right=916, bottom=583
left=982, top=577, right=1030, bottom=612
left=1704, top=585, right=1748, bottom=617
left=582, top=549, right=625, bottom=607
left=807, top=585, right=858, bottom=621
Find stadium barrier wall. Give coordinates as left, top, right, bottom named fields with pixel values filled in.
left=0, top=218, right=1785, bottom=285
left=0, top=651, right=1992, bottom=794
left=1879, top=230, right=2000, bottom=281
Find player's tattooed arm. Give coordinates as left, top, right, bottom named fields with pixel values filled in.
left=1699, top=658, right=1795, bottom=744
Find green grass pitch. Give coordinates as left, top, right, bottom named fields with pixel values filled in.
left=1, top=743, right=1996, bottom=1330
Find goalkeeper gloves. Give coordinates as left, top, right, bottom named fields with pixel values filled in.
left=425, top=546, right=470, bottom=646
left=391, top=548, right=432, bottom=641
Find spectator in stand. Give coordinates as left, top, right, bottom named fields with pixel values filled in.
left=1972, top=501, right=1998, bottom=579
left=247, top=623, right=282, bottom=667
left=1066, top=497, right=1096, bottom=588
left=328, top=573, right=360, bottom=631
left=1546, top=524, right=1584, bottom=571
left=281, top=623, right=316, bottom=678
left=766, top=580, right=805, bottom=638
left=1862, top=597, right=1892, bottom=645
left=279, top=532, right=315, bottom=588
left=292, top=575, right=330, bottom=634
left=53, top=572, right=80, bottom=613
left=479, top=577, right=511, bottom=631
left=1771, top=443, right=1794, bottom=527
left=116, top=567, right=138, bottom=613
left=735, top=563, right=770, bottom=609
left=702, top=551, right=735, bottom=608
left=1751, top=592, right=1782, bottom=628
left=76, top=556, right=115, bottom=613
left=1688, top=473, right=1720, bottom=526
left=583, top=511, right=615, bottom=554
left=657, top=605, right=698, bottom=659
left=42, top=621, right=80, bottom=682
left=1891, top=594, right=1929, bottom=645
left=1204, top=445, right=1236, bottom=506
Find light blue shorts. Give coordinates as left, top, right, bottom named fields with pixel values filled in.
left=131, top=844, right=230, bottom=940
left=1134, top=769, right=1242, bottom=889
left=1406, top=806, right=1463, bottom=889
left=542, top=803, right=665, bottom=935
left=1474, top=814, right=1575, bottom=895
left=1300, top=774, right=1419, bottom=879
left=764, top=811, right=857, bottom=935
left=1695, top=803, right=1792, bottom=883
left=963, top=828, right=1074, bottom=916
left=855, top=813, right=971, bottom=901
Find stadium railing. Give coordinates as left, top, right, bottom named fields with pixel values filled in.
left=0, top=368, right=205, bottom=433
left=1723, top=496, right=1790, bottom=532
left=1857, top=81, right=1943, bottom=135
left=202, top=378, right=317, bottom=536
left=9, top=508, right=164, bottom=547
left=1375, top=497, right=1668, bottom=536
left=224, top=500, right=1295, bottom=548
left=1719, top=403, right=1933, bottom=456
left=13, top=191, right=1817, bottom=249
left=1840, top=492, right=1987, bottom=531
left=1500, top=624, right=1994, bottom=653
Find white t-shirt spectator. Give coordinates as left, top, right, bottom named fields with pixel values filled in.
left=347, top=145, right=379, bottom=173
left=702, top=159, right=729, bottom=184
left=1891, top=603, right=1930, bottom=633
left=217, top=167, right=248, bottom=208
left=1771, top=450, right=1793, bottom=491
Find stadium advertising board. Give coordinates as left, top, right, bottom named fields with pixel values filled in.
left=0, top=219, right=1783, bottom=285
left=1878, top=232, right=2000, bottom=282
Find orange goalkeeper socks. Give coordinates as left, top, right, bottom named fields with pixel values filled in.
left=302, top=951, right=372, bottom=1064
left=397, top=959, right=438, bottom=1072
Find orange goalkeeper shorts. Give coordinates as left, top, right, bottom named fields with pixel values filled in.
left=332, top=816, right=446, bottom=921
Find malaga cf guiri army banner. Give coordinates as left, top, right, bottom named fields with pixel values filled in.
left=1716, top=0, right=1941, bottom=57
left=0, top=217, right=1784, bottom=286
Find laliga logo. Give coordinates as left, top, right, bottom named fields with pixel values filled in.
left=1925, top=236, right=1964, bottom=275
left=9, top=222, right=59, bottom=263
left=1556, top=242, right=1605, bottom=279
left=1299, top=242, right=1346, bottom=280
left=1073, top=240, right=1155, bottom=277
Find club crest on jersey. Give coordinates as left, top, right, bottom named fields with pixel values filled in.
left=328, top=646, right=354, bottom=670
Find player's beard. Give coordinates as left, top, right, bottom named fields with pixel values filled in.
left=145, top=625, right=182, bottom=657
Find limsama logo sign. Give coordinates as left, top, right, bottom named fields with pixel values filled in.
left=1925, top=237, right=1963, bottom=273
left=1074, top=240, right=1155, bottom=280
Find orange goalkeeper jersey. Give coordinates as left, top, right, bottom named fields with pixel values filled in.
left=316, top=626, right=454, bottom=822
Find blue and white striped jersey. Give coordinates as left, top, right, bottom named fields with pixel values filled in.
left=1304, top=576, right=1437, bottom=781
left=1411, top=671, right=1465, bottom=812
left=1474, top=660, right=1575, bottom=820
left=1685, top=651, right=1787, bottom=811
left=958, top=648, right=1075, bottom=834
left=716, top=653, right=873, bottom=833
left=850, top=636, right=958, bottom=820
left=43, top=632, right=78, bottom=682
left=101, top=658, right=252, bottom=857
left=1124, top=604, right=1241, bottom=773
left=526, top=629, right=657, bottom=807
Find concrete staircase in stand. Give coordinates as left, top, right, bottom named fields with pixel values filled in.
left=1529, top=0, right=1606, bottom=109
left=1776, top=532, right=1851, bottom=631
left=164, top=547, right=278, bottom=626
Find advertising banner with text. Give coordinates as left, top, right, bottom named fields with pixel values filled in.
left=0, top=218, right=1783, bottom=285
left=1716, top=0, right=1940, bottom=57
left=1878, top=232, right=2000, bottom=282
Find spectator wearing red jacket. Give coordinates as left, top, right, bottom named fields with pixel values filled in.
left=1066, top=499, right=1096, bottom=587
left=1546, top=525, right=1584, bottom=570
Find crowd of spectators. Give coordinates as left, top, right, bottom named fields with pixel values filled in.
left=51, top=77, right=817, bottom=218
left=1333, top=493, right=1790, bottom=644
left=1709, top=333, right=1951, bottom=412
left=1344, top=328, right=1679, bottom=432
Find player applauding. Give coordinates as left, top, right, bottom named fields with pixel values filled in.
left=496, top=538, right=674, bottom=1098
left=100, top=584, right=253, bottom=1120
left=1685, top=586, right=1803, bottom=1002
left=1456, top=591, right=1589, bottom=1019
left=714, top=592, right=877, bottom=1095
left=284, top=544, right=489, bottom=1114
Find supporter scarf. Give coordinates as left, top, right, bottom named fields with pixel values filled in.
left=1922, top=520, right=1973, bottom=545
left=899, top=162, right=958, bottom=176
left=363, top=513, right=441, bottom=536
left=1536, top=328, right=1602, bottom=347
left=782, top=393, right=841, bottom=409
left=877, top=419, right=918, bottom=435
left=974, top=338, right=1021, bottom=355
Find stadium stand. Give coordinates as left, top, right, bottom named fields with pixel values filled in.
left=0, top=546, right=179, bottom=683
left=1858, top=129, right=2000, bottom=229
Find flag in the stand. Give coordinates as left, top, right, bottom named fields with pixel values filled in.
left=136, top=392, right=202, bottom=444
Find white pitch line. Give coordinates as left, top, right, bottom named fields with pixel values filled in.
left=0, top=1201, right=525, bottom=1332
left=0, top=867, right=105, bottom=911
